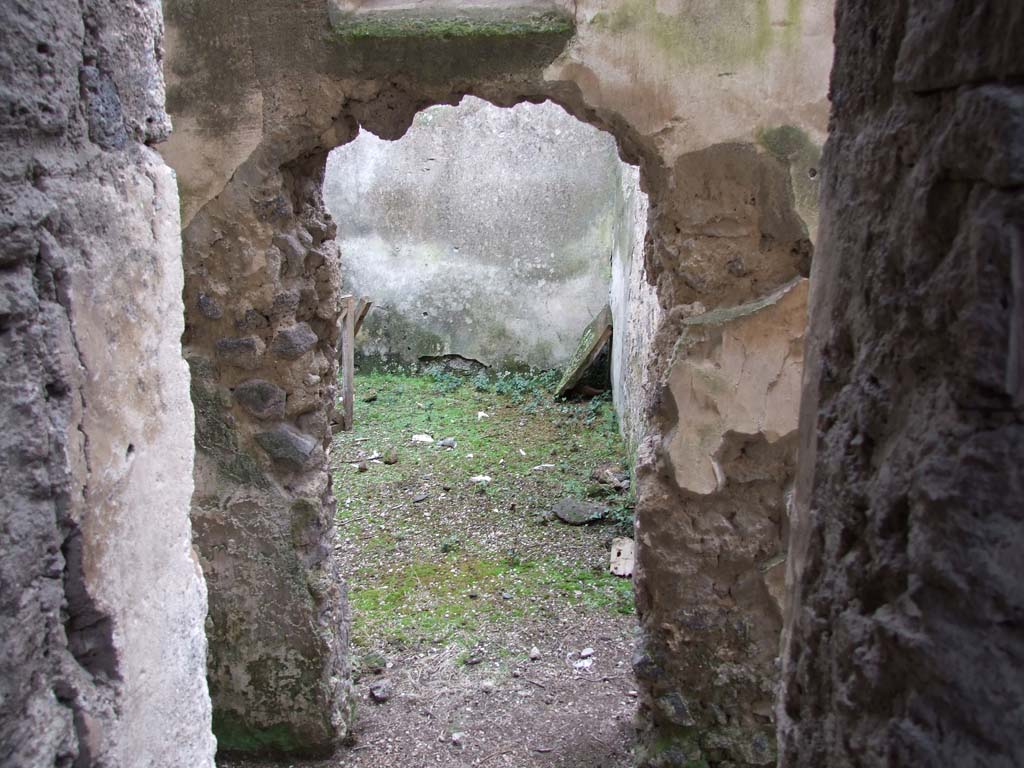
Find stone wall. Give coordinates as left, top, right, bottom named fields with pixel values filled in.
left=183, top=149, right=352, bottom=755
left=779, top=1, right=1024, bottom=765
left=634, top=279, right=807, bottom=766
left=0, top=1, right=213, bottom=766
left=609, top=161, right=656, bottom=453
left=159, top=0, right=830, bottom=761
left=324, top=97, right=621, bottom=370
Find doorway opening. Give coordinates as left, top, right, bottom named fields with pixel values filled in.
left=321, top=97, right=650, bottom=766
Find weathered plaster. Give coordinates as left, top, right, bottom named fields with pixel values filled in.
left=0, top=1, right=213, bottom=765
left=609, top=161, right=657, bottom=452
left=632, top=279, right=808, bottom=767
left=324, top=97, right=622, bottom=369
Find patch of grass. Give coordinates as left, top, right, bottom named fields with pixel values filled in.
left=334, top=369, right=625, bottom=508
left=334, top=368, right=635, bottom=654
left=349, top=554, right=634, bottom=650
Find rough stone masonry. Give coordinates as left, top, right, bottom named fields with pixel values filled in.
left=779, top=1, right=1024, bottom=765
left=0, top=1, right=213, bottom=766
left=158, top=0, right=827, bottom=761
left=3, top=0, right=1019, bottom=767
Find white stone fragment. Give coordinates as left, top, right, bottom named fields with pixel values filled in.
left=411, top=434, right=434, bottom=443
left=610, top=537, right=635, bottom=578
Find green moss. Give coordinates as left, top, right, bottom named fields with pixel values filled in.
left=332, top=10, right=573, bottom=41
left=188, top=359, right=271, bottom=489
left=333, top=368, right=634, bottom=651
left=213, top=711, right=302, bottom=755
left=357, top=308, right=447, bottom=367
left=555, top=306, right=611, bottom=395
left=757, top=124, right=812, bottom=162
left=349, top=553, right=634, bottom=649
left=326, top=8, right=573, bottom=82
left=756, top=124, right=823, bottom=236
left=290, top=499, right=321, bottom=546
left=783, top=0, right=805, bottom=49
left=590, top=0, right=803, bottom=68
left=637, top=724, right=709, bottom=768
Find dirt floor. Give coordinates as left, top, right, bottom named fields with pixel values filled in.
left=224, top=367, right=639, bottom=767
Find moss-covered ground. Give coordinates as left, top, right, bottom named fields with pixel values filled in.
left=333, top=367, right=635, bottom=657
left=221, top=367, right=639, bottom=766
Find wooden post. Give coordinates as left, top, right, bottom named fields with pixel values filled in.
left=341, top=295, right=355, bottom=431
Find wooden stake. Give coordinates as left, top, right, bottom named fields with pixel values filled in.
left=341, top=295, right=355, bottom=431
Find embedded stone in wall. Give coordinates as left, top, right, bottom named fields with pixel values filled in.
left=234, top=379, right=287, bottom=420
left=256, top=425, right=320, bottom=470
left=198, top=292, right=224, bottom=319
left=179, top=149, right=351, bottom=756
left=216, top=336, right=266, bottom=369
left=271, top=322, right=319, bottom=360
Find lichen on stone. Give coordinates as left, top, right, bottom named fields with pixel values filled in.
left=331, top=9, right=573, bottom=41
left=588, top=0, right=802, bottom=69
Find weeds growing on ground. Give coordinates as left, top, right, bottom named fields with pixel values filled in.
left=333, top=367, right=635, bottom=653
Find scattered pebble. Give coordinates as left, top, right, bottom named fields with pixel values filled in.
left=412, top=492, right=428, bottom=504
left=411, top=434, right=433, bottom=443
left=529, top=646, right=542, bottom=660
left=532, top=463, right=556, bottom=472
left=481, top=680, right=496, bottom=694
left=477, top=411, right=490, bottom=421
left=451, top=732, right=466, bottom=746
left=438, top=437, right=457, bottom=449
left=369, top=680, right=394, bottom=703
left=356, top=460, right=369, bottom=473
left=573, top=658, right=593, bottom=670
left=580, top=647, right=595, bottom=659
left=469, top=475, right=492, bottom=484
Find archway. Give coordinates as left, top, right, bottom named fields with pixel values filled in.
left=159, top=2, right=824, bottom=764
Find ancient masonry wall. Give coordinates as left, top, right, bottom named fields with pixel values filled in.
left=632, top=143, right=812, bottom=766
left=182, top=149, right=352, bottom=754
left=609, top=161, right=656, bottom=454
left=0, top=1, right=213, bottom=766
left=779, top=1, right=1024, bottom=765
left=159, top=0, right=832, bottom=762
left=324, top=97, right=621, bottom=371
